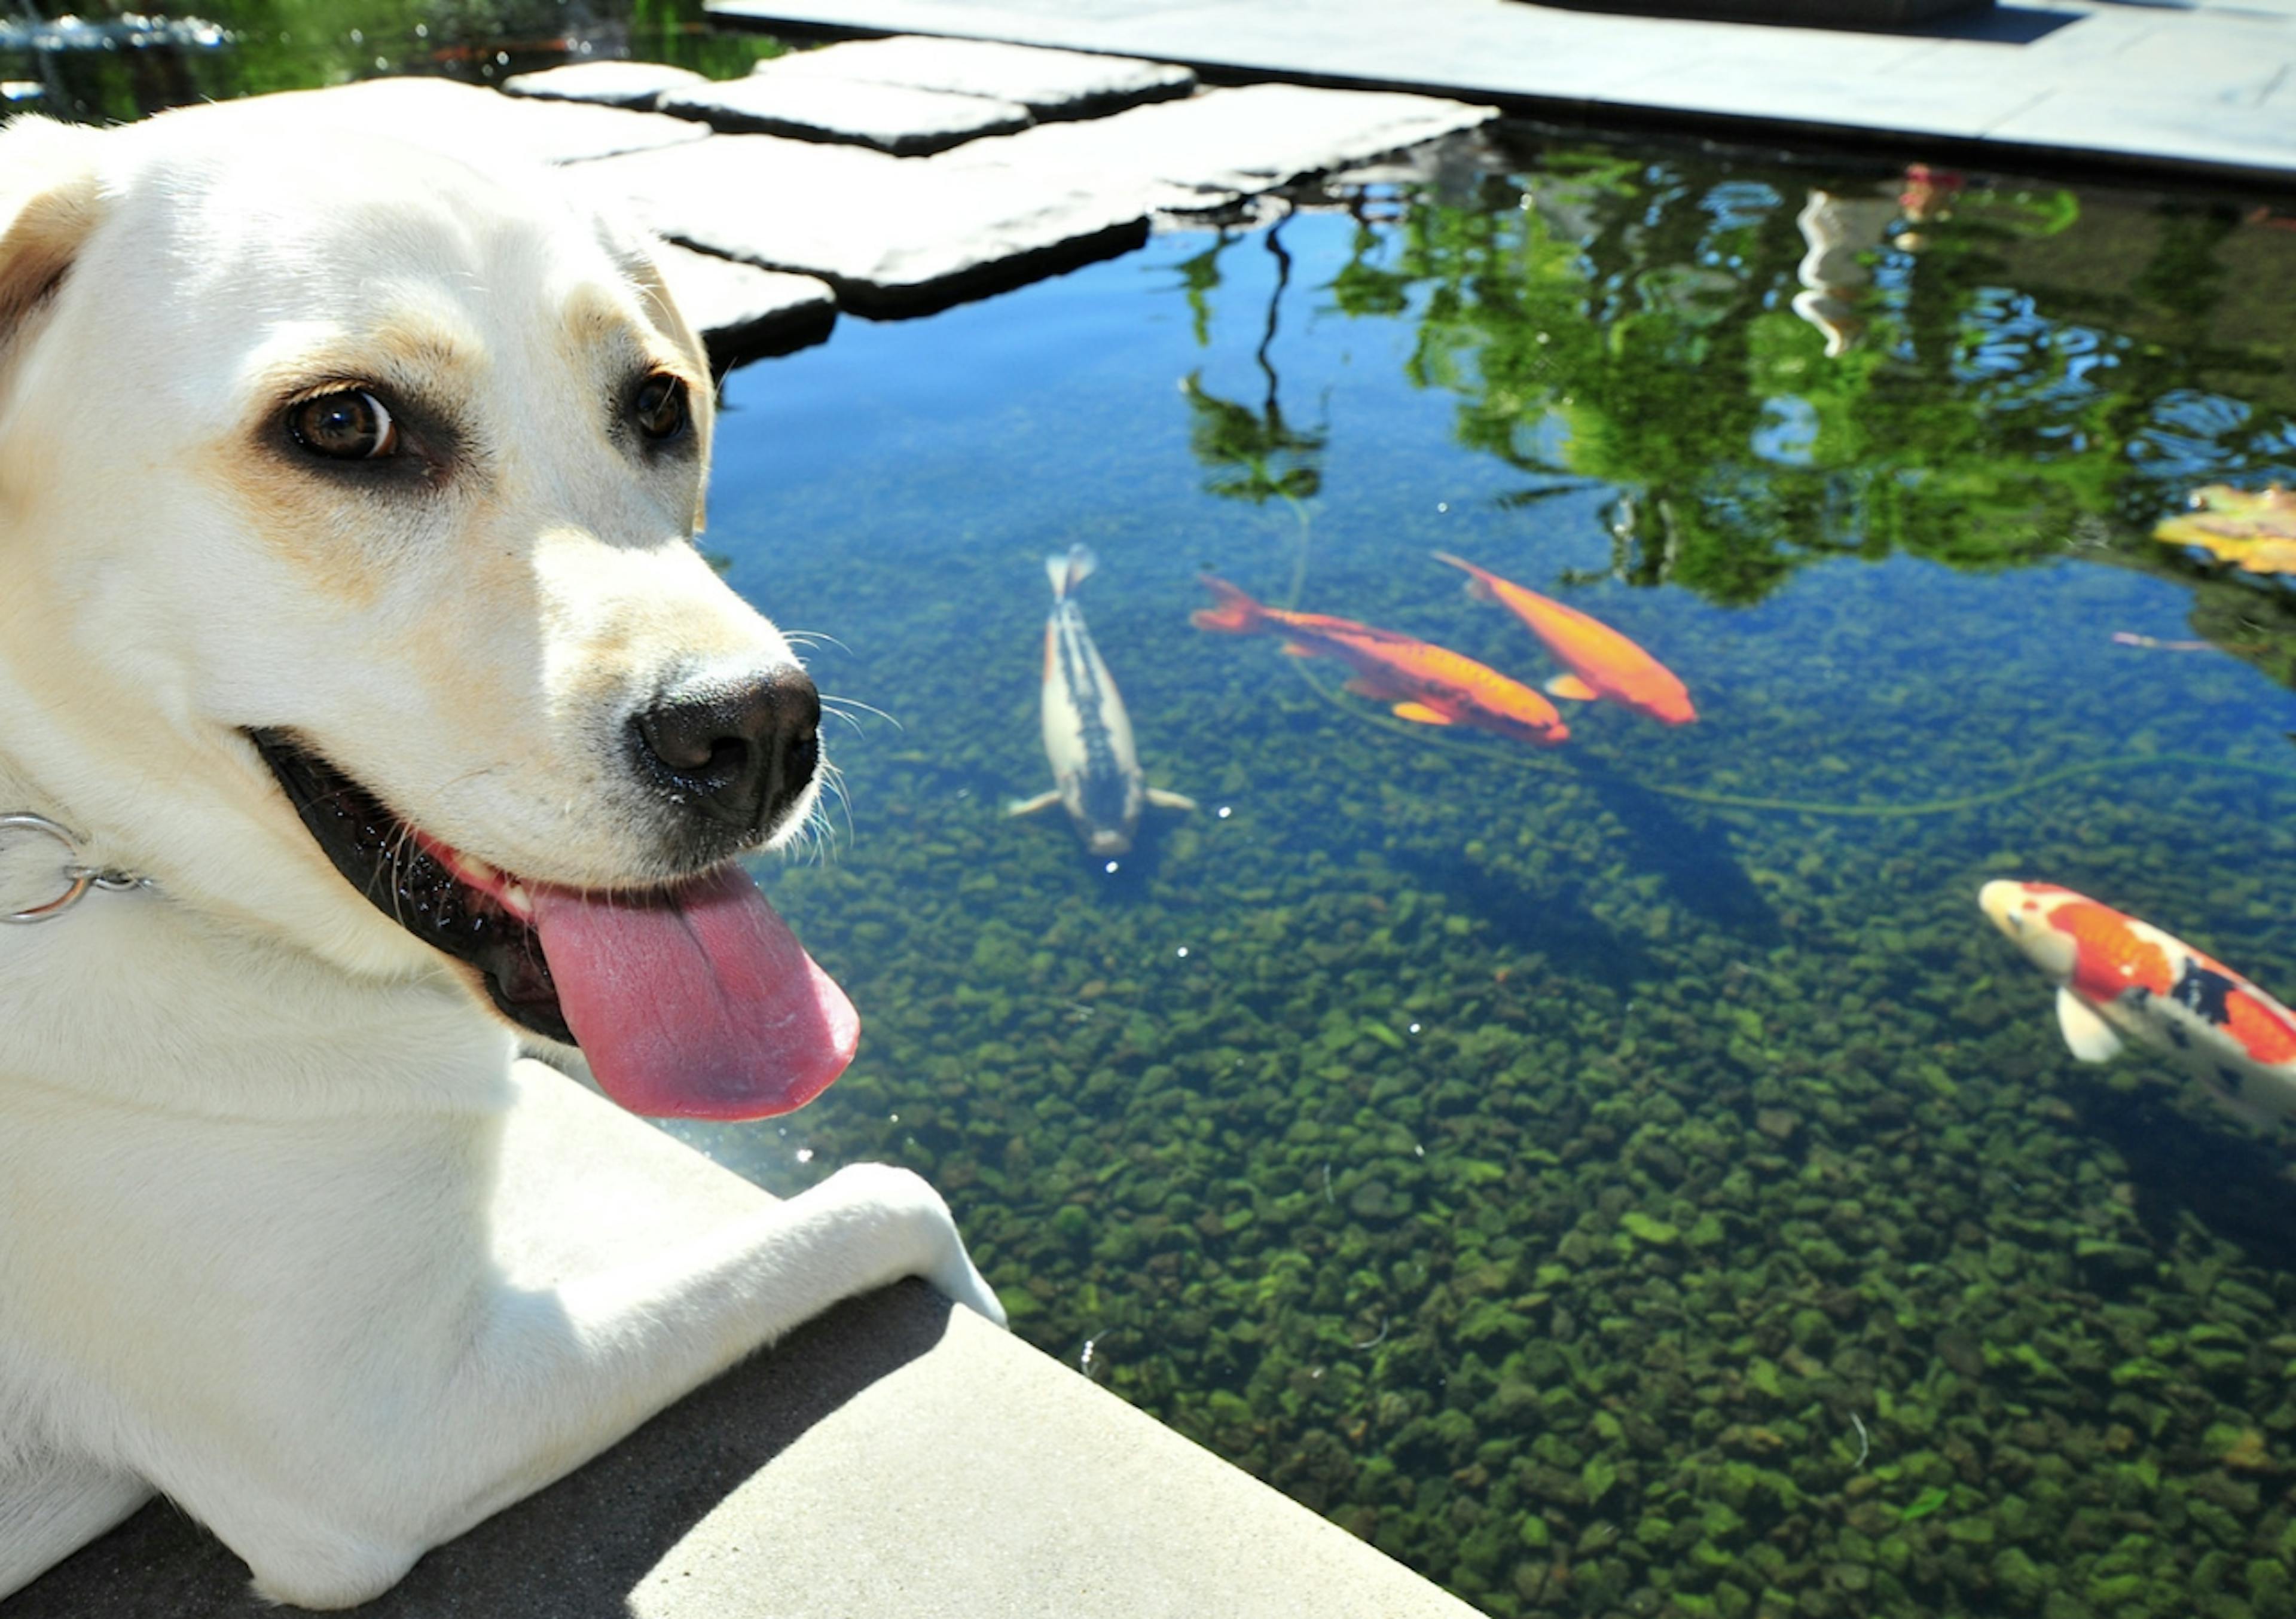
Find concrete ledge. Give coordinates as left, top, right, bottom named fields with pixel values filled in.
left=4, top=1074, right=1476, bottom=1618
left=1534, top=0, right=1991, bottom=27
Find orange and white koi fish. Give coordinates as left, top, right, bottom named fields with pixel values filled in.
left=1433, top=552, right=1696, bottom=725
left=1980, top=881, right=2296, bottom=1129
left=1192, top=576, right=1569, bottom=747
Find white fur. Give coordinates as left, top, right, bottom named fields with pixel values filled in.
left=0, top=102, right=1000, bottom=1608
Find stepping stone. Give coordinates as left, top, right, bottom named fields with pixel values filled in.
left=938, top=82, right=1497, bottom=213
left=1546, top=0, right=1990, bottom=23
left=502, top=59, right=712, bottom=109
left=658, top=73, right=1031, bottom=155
left=653, top=240, right=837, bottom=362
left=761, top=36, right=1195, bottom=121
left=577, top=135, right=1147, bottom=313
left=207, top=77, right=707, bottom=165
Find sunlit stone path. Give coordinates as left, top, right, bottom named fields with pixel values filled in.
left=307, top=44, right=1497, bottom=349
left=708, top=0, right=2296, bottom=185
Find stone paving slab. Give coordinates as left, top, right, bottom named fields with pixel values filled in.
left=661, top=69, right=1033, bottom=153
left=938, top=81, right=1499, bottom=213
left=578, top=135, right=1150, bottom=312
left=761, top=34, right=1196, bottom=120
left=206, top=75, right=709, bottom=164
left=6, top=1071, right=1479, bottom=1619
left=578, top=83, right=1489, bottom=308
left=1986, top=88, right=2296, bottom=172
left=653, top=241, right=838, bottom=361
left=705, top=0, right=2296, bottom=181
left=502, top=59, right=713, bottom=108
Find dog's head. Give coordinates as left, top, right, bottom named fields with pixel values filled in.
left=0, top=106, right=854, bottom=1117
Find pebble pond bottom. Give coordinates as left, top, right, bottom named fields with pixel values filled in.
left=671, top=130, right=2296, bottom=1618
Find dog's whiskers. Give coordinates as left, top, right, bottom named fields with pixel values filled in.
left=819, top=692, right=900, bottom=735
left=433, top=762, right=510, bottom=798
left=387, top=823, right=428, bottom=931
left=770, top=763, right=850, bottom=869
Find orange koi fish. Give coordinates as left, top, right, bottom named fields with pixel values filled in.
left=1192, top=576, right=1568, bottom=747
left=1980, top=881, right=2296, bottom=1129
left=1433, top=552, right=1696, bottom=725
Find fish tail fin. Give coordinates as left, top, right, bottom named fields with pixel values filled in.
left=1431, top=549, right=1498, bottom=602
left=1191, top=574, right=1264, bottom=634
left=1046, top=544, right=1098, bottom=600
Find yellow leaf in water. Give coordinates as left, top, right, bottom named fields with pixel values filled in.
left=2155, top=484, right=2296, bottom=573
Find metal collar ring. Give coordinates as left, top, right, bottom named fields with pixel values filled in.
left=0, top=812, right=146, bottom=925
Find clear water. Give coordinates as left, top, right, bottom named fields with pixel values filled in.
left=682, top=151, right=2296, bottom=1617
left=25, top=9, right=2296, bottom=1612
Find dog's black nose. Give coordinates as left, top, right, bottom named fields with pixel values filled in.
left=635, top=666, right=820, bottom=835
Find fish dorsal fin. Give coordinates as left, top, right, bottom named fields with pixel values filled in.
left=1046, top=545, right=1098, bottom=598
left=2056, top=986, right=2125, bottom=1063
left=1392, top=701, right=1455, bottom=726
left=1546, top=674, right=1598, bottom=702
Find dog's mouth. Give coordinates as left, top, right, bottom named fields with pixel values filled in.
left=249, top=729, right=857, bottom=1120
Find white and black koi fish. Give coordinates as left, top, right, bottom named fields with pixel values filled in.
left=1009, top=546, right=1194, bottom=857
left=1980, top=879, right=2296, bottom=1130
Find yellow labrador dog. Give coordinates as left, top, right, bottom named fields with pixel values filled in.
left=0, top=102, right=999, bottom=1608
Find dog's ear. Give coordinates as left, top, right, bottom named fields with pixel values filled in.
left=0, top=116, right=108, bottom=378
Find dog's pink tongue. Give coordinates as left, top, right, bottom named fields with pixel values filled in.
left=530, top=865, right=857, bottom=1120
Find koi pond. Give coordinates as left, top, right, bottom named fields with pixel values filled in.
left=23, top=8, right=2296, bottom=1615
left=679, top=147, right=2296, bottom=1619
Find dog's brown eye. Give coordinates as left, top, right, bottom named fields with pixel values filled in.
left=633, top=372, right=689, bottom=442
left=289, top=390, right=398, bottom=460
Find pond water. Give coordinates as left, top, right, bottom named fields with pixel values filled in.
left=679, top=145, right=2296, bottom=1618
left=21, top=10, right=2296, bottom=1615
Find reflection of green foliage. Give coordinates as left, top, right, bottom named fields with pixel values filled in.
left=1167, top=233, right=1235, bottom=348
left=1325, top=223, right=1412, bottom=319
left=1322, top=151, right=2296, bottom=609
left=1181, top=372, right=1323, bottom=504
left=1177, top=216, right=1326, bottom=508
left=6, top=0, right=781, bottom=123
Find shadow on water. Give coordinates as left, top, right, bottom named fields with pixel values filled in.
left=1056, top=810, right=1183, bottom=902
left=1576, top=766, right=1784, bottom=946
left=1391, top=846, right=1660, bottom=993
left=2078, top=1087, right=2296, bottom=1276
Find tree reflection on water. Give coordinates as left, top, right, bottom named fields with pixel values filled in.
left=1176, top=215, right=1329, bottom=509
left=1283, top=142, right=2296, bottom=618
left=1, top=0, right=778, bottom=122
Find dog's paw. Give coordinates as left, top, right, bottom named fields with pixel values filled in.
left=814, top=1163, right=1007, bottom=1329
left=937, top=1242, right=1007, bottom=1330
